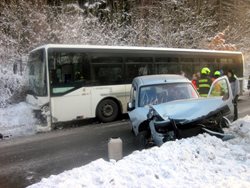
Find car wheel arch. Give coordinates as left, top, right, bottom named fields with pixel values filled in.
left=138, top=120, right=150, bottom=133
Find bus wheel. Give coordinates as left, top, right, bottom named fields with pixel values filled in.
left=96, top=99, right=119, bottom=123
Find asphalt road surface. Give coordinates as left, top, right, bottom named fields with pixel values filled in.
left=0, top=94, right=250, bottom=188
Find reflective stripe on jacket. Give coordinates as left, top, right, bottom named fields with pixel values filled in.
left=198, top=78, right=211, bottom=97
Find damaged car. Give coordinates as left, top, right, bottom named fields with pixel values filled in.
left=127, top=74, right=234, bottom=148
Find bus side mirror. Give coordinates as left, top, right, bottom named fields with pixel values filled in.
left=127, top=102, right=135, bottom=111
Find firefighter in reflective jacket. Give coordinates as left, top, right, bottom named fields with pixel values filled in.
left=197, top=67, right=212, bottom=97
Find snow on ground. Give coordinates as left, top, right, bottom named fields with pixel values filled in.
left=0, top=102, right=249, bottom=187
left=28, top=116, right=250, bottom=188
left=0, top=102, right=37, bottom=138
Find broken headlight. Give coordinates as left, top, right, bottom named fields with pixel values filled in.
left=154, top=121, right=173, bottom=133
left=147, top=108, right=163, bottom=121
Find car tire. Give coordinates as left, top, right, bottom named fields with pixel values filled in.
left=96, top=99, right=119, bottom=123
left=220, top=117, right=231, bottom=128
left=135, top=130, right=149, bottom=150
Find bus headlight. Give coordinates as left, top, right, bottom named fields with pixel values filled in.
left=41, top=104, right=50, bottom=116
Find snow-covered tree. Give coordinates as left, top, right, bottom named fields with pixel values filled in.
left=208, top=31, right=237, bottom=51
left=0, top=0, right=250, bottom=107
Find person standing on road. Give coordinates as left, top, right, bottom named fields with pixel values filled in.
left=197, top=67, right=212, bottom=97
left=191, top=73, right=198, bottom=89
left=227, top=70, right=240, bottom=121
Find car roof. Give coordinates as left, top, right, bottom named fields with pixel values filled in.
left=133, top=74, right=190, bottom=87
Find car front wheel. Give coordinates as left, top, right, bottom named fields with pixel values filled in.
left=135, top=130, right=150, bottom=150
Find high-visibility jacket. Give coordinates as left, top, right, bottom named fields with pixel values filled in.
left=197, top=77, right=212, bottom=97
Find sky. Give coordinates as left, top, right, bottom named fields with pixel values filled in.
left=0, top=102, right=249, bottom=188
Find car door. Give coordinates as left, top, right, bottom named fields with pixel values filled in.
left=207, top=76, right=234, bottom=120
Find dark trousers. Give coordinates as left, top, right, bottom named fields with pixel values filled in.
left=233, top=95, right=239, bottom=121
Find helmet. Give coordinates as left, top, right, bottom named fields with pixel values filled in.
left=201, top=67, right=211, bottom=75
left=214, top=71, right=221, bottom=76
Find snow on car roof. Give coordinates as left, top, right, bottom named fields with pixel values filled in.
left=133, top=74, right=190, bottom=86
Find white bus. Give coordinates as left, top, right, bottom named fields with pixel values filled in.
left=26, top=44, right=244, bottom=129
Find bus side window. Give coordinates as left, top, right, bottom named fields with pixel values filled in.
left=95, top=66, right=123, bottom=84
left=97, top=67, right=107, bottom=82
left=138, top=65, right=149, bottom=76
left=179, top=58, right=194, bottom=79
left=155, top=57, right=179, bottom=75
left=125, top=57, right=153, bottom=82
left=61, top=64, right=73, bottom=83
left=91, top=56, right=123, bottom=85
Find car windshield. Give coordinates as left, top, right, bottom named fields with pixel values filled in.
left=139, top=83, right=198, bottom=107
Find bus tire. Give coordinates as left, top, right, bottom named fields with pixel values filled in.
left=96, top=99, right=119, bottom=123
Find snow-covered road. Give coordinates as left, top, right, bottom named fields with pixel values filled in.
left=27, top=117, right=250, bottom=188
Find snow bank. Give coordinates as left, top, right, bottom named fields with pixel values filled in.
left=226, top=115, right=250, bottom=153
left=0, top=102, right=37, bottom=138
left=28, top=117, right=250, bottom=188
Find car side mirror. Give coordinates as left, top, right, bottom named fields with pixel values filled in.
left=127, top=102, right=135, bottom=111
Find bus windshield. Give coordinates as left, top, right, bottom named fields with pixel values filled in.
left=27, top=49, right=47, bottom=96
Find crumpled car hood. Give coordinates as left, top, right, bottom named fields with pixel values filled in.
left=151, top=97, right=225, bottom=124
